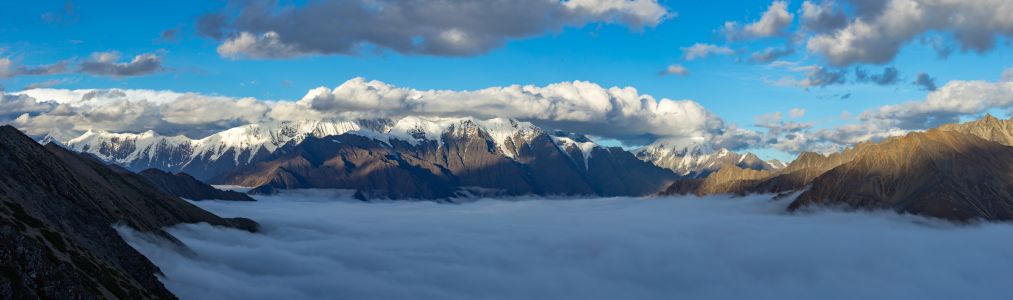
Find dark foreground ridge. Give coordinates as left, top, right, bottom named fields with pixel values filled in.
left=0, top=125, right=257, bottom=299
left=138, top=168, right=254, bottom=201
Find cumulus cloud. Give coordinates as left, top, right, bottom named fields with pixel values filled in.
left=855, top=66, right=900, bottom=85
left=79, top=51, right=163, bottom=77
left=659, top=64, right=689, bottom=76
left=748, top=47, right=795, bottom=63
left=775, top=67, right=1013, bottom=153
left=681, top=43, right=733, bottom=60
left=723, top=1, right=794, bottom=40
left=807, top=0, right=1013, bottom=66
left=913, top=72, right=938, bottom=91
left=800, top=0, right=847, bottom=33
left=7, top=88, right=270, bottom=140
left=119, top=194, right=1013, bottom=300
left=860, top=74, right=1013, bottom=130
left=7, top=78, right=728, bottom=146
left=200, top=0, right=671, bottom=58
left=299, top=78, right=723, bottom=144
left=799, top=66, right=847, bottom=88
left=0, top=92, right=57, bottom=120
left=0, top=57, right=68, bottom=78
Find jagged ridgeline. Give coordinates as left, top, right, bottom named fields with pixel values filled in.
left=662, top=114, right=1013, bottom=222
left=0, top=125, right=257, bottom=299
left=63, top=117, right=780, bottom=199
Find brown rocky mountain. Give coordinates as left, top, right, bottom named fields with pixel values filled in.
left=63, top=117, right=679, bottom=199
left=138, top=169, right=254, bottom=201
left=663, top=115, right=1013, bottom=221
left=938, top=113, right=1013, bottom=146
left=662, top=145, right=866, bottom=197
left=788, top=129, right=1013, bottom=221
left=0, top=125, right=257, bottom=299
left=221, top=120, right=678, bottom=199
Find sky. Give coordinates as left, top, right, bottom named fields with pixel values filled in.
left=2, top=0, right=1013, bottom=161
left=119, top=192, right=1013, bottom=299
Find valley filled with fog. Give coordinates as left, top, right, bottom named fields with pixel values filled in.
left=119, top=192, right=1013, bottom=300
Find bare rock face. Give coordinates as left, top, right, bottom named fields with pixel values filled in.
left=938, top=113, right=1013, bottom=146
left=789, top=129, right=1013, bottom=221
left=661, top=115, right=1013, bottom=221
left=221, top=125, right=679, bottom=199
left=138, top=169, right=254, bottom=201
left=222, top=135, right=458, bottom=200
left=660, top=147, right=863, bottom=197
left=0, top=125, right=257, bottom=299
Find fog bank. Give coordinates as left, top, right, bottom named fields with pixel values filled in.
left=119, top=193, right=1013, bottom=300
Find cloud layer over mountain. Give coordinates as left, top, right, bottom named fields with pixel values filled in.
left=120, top=193, right=1013, bottom=300
left=6, top=66, right=1013, bottom=154
left=5, top=78, right=725, bottom=146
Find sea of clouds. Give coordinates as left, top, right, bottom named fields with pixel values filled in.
left=118, top=192, right=1013, bottom=300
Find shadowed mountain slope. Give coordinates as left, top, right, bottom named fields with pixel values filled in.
left=138, top=169, right=254, bottom=201
left=0, top=125, right=256, bottom=299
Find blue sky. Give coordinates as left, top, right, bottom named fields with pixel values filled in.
left=2, top=0, right=1013, bottom=160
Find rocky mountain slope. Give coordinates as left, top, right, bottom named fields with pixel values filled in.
left=789, top=129, right=1013, bottom=221
left=663, top=115, right=1013, bottom=221
left=220, top=118, right=678, bottom=199
left=138, top=169, right=254, bottom=201
left=63, top=120, right=393, bottom=180
left=938, top=113, right=1013, bottom=146
left=0, top=125, right=256, bottom=299
left=635, top=142, right=782, bottom=177
left=63, top=117, right=680, bottom=199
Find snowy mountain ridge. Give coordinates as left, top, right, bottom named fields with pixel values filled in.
left=60, top=117, right=598, bottom=178
left=634, top=141, right=783, bottom=177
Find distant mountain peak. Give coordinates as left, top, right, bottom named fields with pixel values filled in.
left=634, top=141, right=780, bottom=177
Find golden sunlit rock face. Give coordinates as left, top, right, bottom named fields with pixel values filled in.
left=664, top=115, right=1013, bottom=221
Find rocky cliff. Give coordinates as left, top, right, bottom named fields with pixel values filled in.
left=789, top=129, right=1013, bottom=221
left=0, top=125, right=256, bottom=299
left=221, top=119, right=678, bottom=199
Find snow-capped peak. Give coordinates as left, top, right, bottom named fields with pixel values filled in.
left=549, top=131, right=600, bottom=170
left=634, top=141, right=778, bottom=177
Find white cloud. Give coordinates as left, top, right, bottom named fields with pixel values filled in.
left=218, top=32, right=299, bottom=60
left=681, top=43, right=734, bottom=60
left=201, top=0, right=671, bottom=58
left=7, top=78, right=727, bottom=146
left=0, top=56, right=68, bottom=78
left=860, top=77, right=1013, bottom=130
left=659, top=64, right=689, bottom=76
left=724, top=1, right=794, bottom=40
left=788, top=108, right=806, bottom=118
left=768, top=67, right=1013, bottom=153
left=119, top=193, right=1013, bottom=300
left=807, top=0, right=1013, bottom=66
left=800, top=0, right=847, bottom=33
left=79, top=51, right=163, bottom=76
left=299, top=78, right=721, bottom=144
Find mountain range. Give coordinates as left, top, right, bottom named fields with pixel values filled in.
left=35, top=114, right=1013, bottom=221
left=59, top=116, right=780, bottom=199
